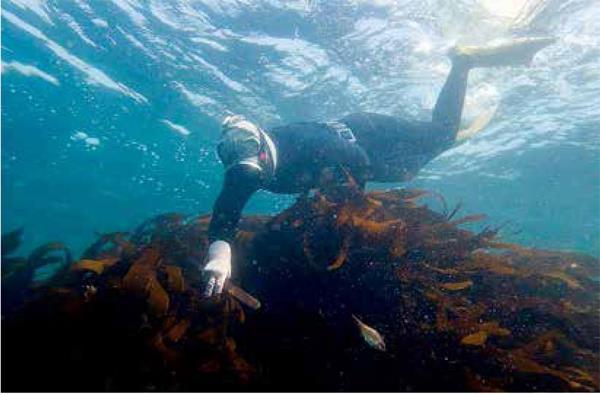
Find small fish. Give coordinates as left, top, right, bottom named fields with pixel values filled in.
left=352, top=314, right=386, bottom=351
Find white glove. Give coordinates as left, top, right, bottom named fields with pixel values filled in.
left=202, top=240, right=232, bottom=297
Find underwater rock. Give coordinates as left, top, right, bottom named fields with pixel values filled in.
left=1, top=188, right=599, bottom=391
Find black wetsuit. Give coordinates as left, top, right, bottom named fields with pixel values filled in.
left=208, top=62, right=470, bottom=242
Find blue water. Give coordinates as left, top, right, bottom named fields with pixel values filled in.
left=2, top=0, right=599, bottom=258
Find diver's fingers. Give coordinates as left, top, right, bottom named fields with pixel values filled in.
left=204, top=276, right=217, bottom=297
left=214, top=275, right=226, bottom=295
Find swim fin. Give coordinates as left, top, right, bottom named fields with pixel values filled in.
left=450, top=37, right=555, bottom=68
left=455, top=105, right=497, bottom=144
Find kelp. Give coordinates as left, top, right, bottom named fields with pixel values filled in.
left=72, top=257, right=119, bottom=275
left=2, top=187, right=599, bottom=391
left=460, top=322, right=511, bottom=346
left=1, top=227, right=23, bottom=257
left=81, top=231, right=134, bottom=260
left=1, top=233, right=73, bottom=314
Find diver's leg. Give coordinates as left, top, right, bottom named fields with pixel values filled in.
left=431, top=58, right=470, bottom=140
left=430, top=37, right=555, bottom=145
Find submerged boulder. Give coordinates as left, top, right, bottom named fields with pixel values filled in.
left=2, top=188, right=598, bottom=391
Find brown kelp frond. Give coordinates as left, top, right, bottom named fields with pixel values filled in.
left=82, top=231, right=133, bottom=260
left=163, top=265, right=185, bottom=293
left=28, top=242, right=72, bottom=269
left=122, top=247, right=170, bottom=317
left=447, top=214, right=487, bottom=227
left=501, top=342, right=599, bottom=391
left=27, top=242, right=74, bottom=286
left=327, top=236, right=350, bottom=271
left=1, top=257, right=28, bottom=279
left=395, top=188, right=429, bottom=201
left=422, top=190, right=448, bottom=217
left=446, top=201, right=463, bottom=221
left=131, top=213, right=186, bottom=246
left=2, top=227, right=24, bottom=257
left=71, top=257, right=120, bottom=275
left=440, top=280, right=473, bottom=291
left=460, top=321, right=511, bottom=346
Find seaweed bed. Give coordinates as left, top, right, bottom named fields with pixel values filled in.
left=2, top=186, right=599, bottom=391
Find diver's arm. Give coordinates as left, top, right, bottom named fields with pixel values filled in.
left=204, top=164, right=261, bottom=296
left=208, top=164, right=261, bottom=242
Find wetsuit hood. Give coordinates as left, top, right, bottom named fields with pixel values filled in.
left=218, top=115, right=262, bottom=168
left=217, top=115, right=277, bottom=178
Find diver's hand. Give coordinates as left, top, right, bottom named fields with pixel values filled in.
left=202, top=240, right=232, bottom=297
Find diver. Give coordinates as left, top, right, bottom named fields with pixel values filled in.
left=202, top=37, right=555, bottom=297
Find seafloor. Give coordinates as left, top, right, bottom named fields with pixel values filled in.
left=2, top=185, right=599, bottom=391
